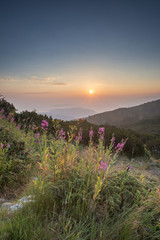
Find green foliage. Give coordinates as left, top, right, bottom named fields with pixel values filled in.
left=0, top=204, right=50, bottom=240
left=99, top=171, right=145, bottom=217
left=0, top=118, right=37, bottom=192
left=124, top=116, right=160, bottom=135
left=1, top=98, right=159, bottom=158
left=14, top=110, right=55, bottom=135
left=0, top=98, right=160, bottom=240
left=61, top=120, right=147, bottom=158
left=126, top=194, right=160, bottom=240
left=0, top=96, right=16, bottom=115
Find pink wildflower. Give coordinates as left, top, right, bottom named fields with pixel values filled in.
left=35, top=133, right=40, bottom=139
left=115, top=139, right=125, bottom=151
left=41, top=120, right=49, bottom=130
left=111, top=134, right=115, bottom=146
left=89, top=129, right=94, bottom=138
left=98, top=127, right=105, bottom=140
left=99, top=161, right=107, bottom=172
left=75, top=131, right=82, bottom=144
left=98, top=127, right=104, bottom=134
left=127, top=166, right=131, bottom=171
left=58, top=129, right=66, bottom=139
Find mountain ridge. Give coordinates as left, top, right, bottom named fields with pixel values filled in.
left=87, top=99, right=160, bottom=131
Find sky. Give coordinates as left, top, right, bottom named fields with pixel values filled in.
left=0, top=0, right=160, bottom=116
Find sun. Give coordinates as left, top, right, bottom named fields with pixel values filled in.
left=89, top=89, right=94, bottom=94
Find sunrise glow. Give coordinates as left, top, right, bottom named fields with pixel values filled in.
left=0, top=1, right=159, bottom=114
left=89, top=90, right=94, bottom=95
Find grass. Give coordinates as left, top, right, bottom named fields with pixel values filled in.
left=0, top=116, right=160, bottom=240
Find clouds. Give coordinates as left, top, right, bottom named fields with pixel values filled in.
left=0, top=77, right=20, bottom=82
left=0, top=75, right=67, bottom=86
left=23, top=91, right=56, bottom=95
left=29, top=75, right=67, bottom=85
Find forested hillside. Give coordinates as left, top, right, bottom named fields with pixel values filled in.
left=87, top=99, right=160, bottom=134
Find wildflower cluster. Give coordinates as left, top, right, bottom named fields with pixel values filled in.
left=99, top=161, right=108, bottom=172
left=115, top=139, right=126, bottom=152
left=0, top=142, right=11, bottom=150
left=98, top=127, right=105, bottom=140
left=7, top=113, right=14, bottom=122
left=35, top=133, right=40, bottom=139
left=41, top=120, right=49, bottom=130
left=35, top=133, right=42, bottom=144
left=0, top=109, right=5, bottom=120
left=89, top=129, right=94, bottom=138
left=75, top=131, right=82, bottom=144
left=0, top=109, right=14, bottom=122
left=58, top=129, right=66, bottom=140
left=110, top=134, right=115, bottom=146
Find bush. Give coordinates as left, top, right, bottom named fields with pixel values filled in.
left=0, top=118, right=37, bottom=192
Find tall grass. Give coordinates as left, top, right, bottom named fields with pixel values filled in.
left=0, top=118, right=160, bottom=239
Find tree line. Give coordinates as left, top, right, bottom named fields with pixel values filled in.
left=1, top=96, right=160, bottom=159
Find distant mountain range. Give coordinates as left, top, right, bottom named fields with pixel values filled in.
left=87, top=99, right=160, bottom=135
left=44, top=107, right=96, bottom=121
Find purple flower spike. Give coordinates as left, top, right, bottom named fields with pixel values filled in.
left=35, top=133, right=40, bottom=139
left=115, top=139, right=125, bottom=151
left=58, top=129, right=66, bottom=140
left=98, top=127, right=105, bottom=140
left=99, top=161, right=108, bottom=172
left=111, top=134, right=115, bottom=145
left=89, top=129, right=94, bottom=138
left=98, top=127, right=104, bottom=134
left=41, top=120, right=49, bottom=130
left=75, top=131, right=82, bottom=144
left=11, top=117, right=14, bottom=122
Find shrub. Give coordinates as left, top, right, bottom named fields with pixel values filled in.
left=0, top=117, right=37, bottom=192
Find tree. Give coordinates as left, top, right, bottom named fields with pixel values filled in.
left=0, top=95, right=16, bottom=115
